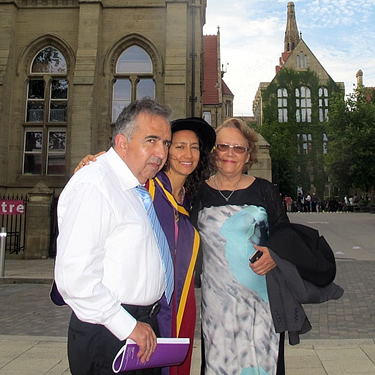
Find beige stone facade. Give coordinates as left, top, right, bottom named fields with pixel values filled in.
left=0, top=0, right=209, bottom=257
left=0, top=0, right=207, bottom=194
left=0, top=0, right=272, bottom=257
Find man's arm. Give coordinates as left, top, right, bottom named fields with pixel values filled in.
left=55, top=179, right=137, bottom=340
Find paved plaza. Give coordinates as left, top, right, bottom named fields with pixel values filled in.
left=1, top=212, right=375, bottom=374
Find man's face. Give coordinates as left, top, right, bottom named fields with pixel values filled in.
left=115, top=112, right=171, bottom=183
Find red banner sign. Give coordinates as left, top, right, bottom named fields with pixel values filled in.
left=0, top=200, right=25, bottom=215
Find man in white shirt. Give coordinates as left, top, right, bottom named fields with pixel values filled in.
left=55, top=98, right=172, bottom=375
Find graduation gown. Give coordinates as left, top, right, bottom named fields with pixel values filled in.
left=147, top=172, right=200, bottom=375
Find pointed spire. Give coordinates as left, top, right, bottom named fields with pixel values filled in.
left=284, top=2, right=299, bottom=53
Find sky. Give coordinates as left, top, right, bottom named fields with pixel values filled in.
left=203, top=0, right=375, bottom=116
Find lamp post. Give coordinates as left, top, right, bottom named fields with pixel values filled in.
left=0, top=227, right=7, bottom=277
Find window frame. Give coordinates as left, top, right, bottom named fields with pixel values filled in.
left=46, top=127, right=67, bottom=175
left=203, top=111, right=212, bottom=125
left=296, top=86, right=311, bottom=123
left=22, top=128, right=43, bottom=175
left=319, top=87, right=329, bottom=122
left=112, top=46, right=155, bottom=122
left=296, top=51, right=308, bottom=69
left=23, top=46, right=68, bottom=177
left=277, top=88, right=288, bottom=123
left=297, top=133, right=313, bottom=155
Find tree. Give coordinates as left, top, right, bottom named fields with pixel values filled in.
left=259, top=68, right=342, bottom=199
left=260, top=119, right=298, bottom=197
left=326, top=87, right=375, bottom=196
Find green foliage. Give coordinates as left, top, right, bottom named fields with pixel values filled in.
left=326, top=87, right=375, bottom=193
left=260, top=119, right=298, bottom=196
left=259, top=68, right=342, bottom=198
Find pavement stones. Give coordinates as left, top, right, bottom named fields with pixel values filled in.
left=1, top=212, right=375, bottom=374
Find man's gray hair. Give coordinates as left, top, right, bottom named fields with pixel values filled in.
left=112, top=97, right=172, bottom=145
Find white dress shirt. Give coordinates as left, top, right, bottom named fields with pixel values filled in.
left=55, top=147, right=165, bottom=340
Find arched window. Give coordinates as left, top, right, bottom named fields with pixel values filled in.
left=319, top=87, right=329, bottom=122
left=297, top=51, right=308, bottom=68
left=277, top=88, right=288, bottom=122
left=112, top=46, right=155, bottom=121
left=296, top=86, right=311, bottom=123
left=23, top=46, right=68, bottom=176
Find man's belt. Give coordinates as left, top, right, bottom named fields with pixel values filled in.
left=122, top=301, right=161, bottom=318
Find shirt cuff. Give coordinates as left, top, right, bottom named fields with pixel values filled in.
left=105, top=307, right=137, bottom=341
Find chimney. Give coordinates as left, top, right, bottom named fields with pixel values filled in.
left=356, top=70, right=363, bottom=87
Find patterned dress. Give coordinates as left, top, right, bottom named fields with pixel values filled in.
left=194, top=178, right=288, bottom=375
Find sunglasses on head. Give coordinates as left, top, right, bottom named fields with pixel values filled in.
left=215, top=143, right=249, bottom=154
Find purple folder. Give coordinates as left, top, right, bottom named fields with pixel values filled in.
left=112, top=338, right=190, bottom=373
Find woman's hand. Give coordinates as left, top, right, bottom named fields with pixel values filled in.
left=249, top=244, right=276, bottom=275
left=73, top=151, right=106, bottom=174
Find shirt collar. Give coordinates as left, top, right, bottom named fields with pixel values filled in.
left=104, top=147, right=140, bottom=191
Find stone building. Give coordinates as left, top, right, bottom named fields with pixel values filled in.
left=252, top=1, right=344, bottom=198
left=0, top=0, right=208, bottom=195
left=0, top=0, right=273, bottom=257
left=0, top=0, right=210, bottom=257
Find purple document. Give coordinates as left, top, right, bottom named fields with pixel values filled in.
left=112, top=338, right=190, bottom=373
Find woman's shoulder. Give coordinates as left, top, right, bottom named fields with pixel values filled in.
left=252, top=177, right=280, bottom=192
left=241, top=176, right=271, bottom=191
left=253, top=176, right=272, bottom=186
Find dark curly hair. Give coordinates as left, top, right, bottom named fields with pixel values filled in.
left=162, top=133, right=212, bottom=205
left=184, top=143, right=212, bottom=204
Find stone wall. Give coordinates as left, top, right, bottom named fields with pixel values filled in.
left=0, top=0, right=206, bottom=256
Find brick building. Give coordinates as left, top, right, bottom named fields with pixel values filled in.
left=202, top=29, right=233, bottom=128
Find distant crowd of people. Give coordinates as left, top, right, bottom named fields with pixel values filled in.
left=282, top=192, right=363, bottom=213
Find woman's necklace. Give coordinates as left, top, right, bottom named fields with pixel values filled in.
left=214, top=175, right=242, bottom=203
left=176, top=186, right=185, bottom=205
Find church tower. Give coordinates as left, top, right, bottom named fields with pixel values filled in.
left=284, top=2, right=300, bottom=52
left=253, top=1, right=345, bottom=200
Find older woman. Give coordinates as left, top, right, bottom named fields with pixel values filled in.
left=192, top=118, right=289, bottom=375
